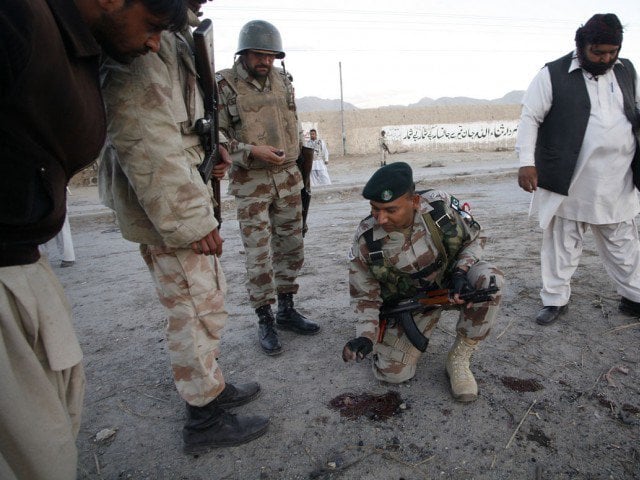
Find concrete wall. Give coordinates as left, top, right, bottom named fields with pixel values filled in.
left=299, top=104, right=522, bottom=156
left=72, top=104, right=522, bottom=187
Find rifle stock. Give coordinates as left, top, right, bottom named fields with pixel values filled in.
left=193, top=19, right=222, bottom=227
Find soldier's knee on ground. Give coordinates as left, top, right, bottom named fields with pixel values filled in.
left=372, top=343, right=420, bottom=383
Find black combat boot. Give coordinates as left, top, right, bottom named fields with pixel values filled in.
left=619, top=296, right=640, bottom=317
left=182, top=401, right=269, bottom=453
left=276, top=293, right=320, bottom=335
left=216, top=382, right=261, bottom=408
left=256, top=305, right=282, bottom=355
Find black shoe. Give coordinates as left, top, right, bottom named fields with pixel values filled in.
left=183, top=403, right=269, bottom=453
left=535, top=305, right=568, bottom=325
left=276, top=293, right=320, bottom=335
left=619, top=297, right=640, bottom=317
left=216, top=382, right=261, bottom=408
left=256, top=305, right=282, bottom=356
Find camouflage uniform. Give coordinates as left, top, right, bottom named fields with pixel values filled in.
left=99, top=13, right=227, bottom=407
left=378, top=133, right=389, bottom=165
left=348, top=190, right=504, bottom=383
left=217, top=59, right=304, bottom=308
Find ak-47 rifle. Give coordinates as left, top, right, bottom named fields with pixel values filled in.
left=297, top=145, right=314, bottom=237
left=193, top=19, right=222, bottom=227
left=378, top=276, right=499, bottom=352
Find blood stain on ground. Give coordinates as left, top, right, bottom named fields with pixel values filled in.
left=500, top=376, right=544, bottom=392
left=328, top=391, right=403, bottom=421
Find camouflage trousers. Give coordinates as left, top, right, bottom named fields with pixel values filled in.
left=373, top=261, right=504, bottom=383
left=235, top=182, right=304, bottom=309
left=140, top=245, right=227, bottom=407
left=380, top=148, right=388, bottom=164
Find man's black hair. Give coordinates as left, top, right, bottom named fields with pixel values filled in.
left=575, top=13, right=623, bottom=49
left=128, top=0, right=188, bottom=32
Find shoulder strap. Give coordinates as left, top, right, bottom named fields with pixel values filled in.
left=416, top=189, right=453, bottom=262
left=422, top=210, right=448, bottom=263
left=362, top=226, right=384, bottom=264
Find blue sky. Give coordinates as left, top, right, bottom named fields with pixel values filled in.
left=202, top=0, right=640, bottom=108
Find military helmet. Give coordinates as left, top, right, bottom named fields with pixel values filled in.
left=236, top=20, right=285, bottom=59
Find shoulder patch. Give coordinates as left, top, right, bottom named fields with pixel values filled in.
left=347, top=244, right=358, bottom=261
left=347, top=216, right=375, bottom=262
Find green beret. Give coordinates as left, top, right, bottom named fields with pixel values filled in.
left=362, top=162, right=414, bottom=202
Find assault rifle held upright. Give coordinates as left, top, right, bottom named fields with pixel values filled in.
left=193, top=19, right=222, bottom=226
left=297, top=145, right=314, bottom=236
left=378, top=276, right=499, bottom=352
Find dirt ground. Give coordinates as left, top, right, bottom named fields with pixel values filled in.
left=57, top=150, right=640, bottom=479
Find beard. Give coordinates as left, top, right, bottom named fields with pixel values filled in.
left=247, top=64, right=271, bottom=79
left=577, top=47, right=618, bottom=77
left=92, top=12, right=149, bottom=64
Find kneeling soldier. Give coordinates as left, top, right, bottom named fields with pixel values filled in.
left=343, top=162, right=504, bottom=402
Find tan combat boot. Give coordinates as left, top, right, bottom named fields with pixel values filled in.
left=445, top=336, right=479, bottom=403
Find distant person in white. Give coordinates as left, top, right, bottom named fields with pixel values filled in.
left=516, top=13, right=640, bottom=325
left=306, top=129, right=331, bottom=187
left=40, top=190, right=76, bottom=267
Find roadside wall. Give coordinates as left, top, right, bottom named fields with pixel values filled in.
left=72, top=104, right=522, bottom=187
left=299, top=104, right=522, bottom=156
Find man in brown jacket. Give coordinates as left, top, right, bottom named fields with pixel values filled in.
left=0, top=0, right=186, bottom=478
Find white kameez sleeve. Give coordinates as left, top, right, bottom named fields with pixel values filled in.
left=321, top=140, right=329, bottom=163
left=516, top=66, right=553, bottom=167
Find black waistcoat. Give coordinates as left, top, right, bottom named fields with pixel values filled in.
left=535, top=52, right=640, bottom=195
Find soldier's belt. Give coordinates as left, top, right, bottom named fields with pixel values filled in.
left=248, top=160, right=298, bottom=173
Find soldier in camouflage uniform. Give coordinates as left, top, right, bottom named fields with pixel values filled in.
left=99, top=1, right=269, bottom=452
left=343, top=162, right=503, bottom=402
left=217, top=20, right=320, bottom=356
left=378, top=130, right=390, bottom=166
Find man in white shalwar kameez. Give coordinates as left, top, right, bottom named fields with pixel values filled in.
left=306, top=129, right=331, bottom=187
left=517, top=13, right=640, bottom=325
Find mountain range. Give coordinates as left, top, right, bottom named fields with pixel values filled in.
left=297, top=90, right=524, bottom=113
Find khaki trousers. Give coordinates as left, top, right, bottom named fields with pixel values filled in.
left=541, top=216, right=640, bottom=305
left=0, top=258, right=85, bottom=480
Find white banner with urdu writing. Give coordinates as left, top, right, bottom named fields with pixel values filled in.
left=383, top=120, right=518, bottom=146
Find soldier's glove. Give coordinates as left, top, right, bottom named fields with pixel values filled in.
left=451, top=268, right=473, bottom=297
left=342, top=337, right=373, bottom=362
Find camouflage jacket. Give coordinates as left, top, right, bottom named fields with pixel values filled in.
left=348, top=190, right=486, bottom=341
left=98, top=13, right=217, bottom=247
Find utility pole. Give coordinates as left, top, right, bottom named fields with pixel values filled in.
left=339, top=61, right=346, bottom=156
